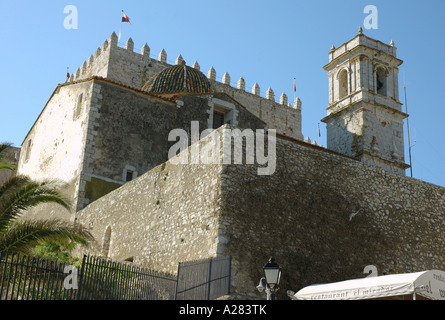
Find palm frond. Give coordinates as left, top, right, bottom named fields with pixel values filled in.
left=0, top=175, right=72, bottom=234
left=0, top=161, right=15, bottom=171
left=0, top=176, right=35, bottom=208
left=0, top=219, right=94, bottom=254
left=0, top=163, right=90, bottom=254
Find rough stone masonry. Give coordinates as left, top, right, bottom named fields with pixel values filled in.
left=73, top=126, right=445, bottom=299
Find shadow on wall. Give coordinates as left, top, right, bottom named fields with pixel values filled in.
left=218, top=148, right=394, bottom=300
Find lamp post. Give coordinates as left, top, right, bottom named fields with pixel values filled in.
left=256, top=257, right=281, bottom=300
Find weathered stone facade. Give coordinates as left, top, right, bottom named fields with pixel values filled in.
left=73, top=126, right=445, bottom=299
left=17, top=81, right=94, bottom=215
left=17, top=75, right=267, bottom=212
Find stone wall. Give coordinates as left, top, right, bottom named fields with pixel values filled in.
left=17, top=72, right=268, bottom=213
left=67, top=33, right=303, bottom=141
left=73, top=125, right=445, bottom=299
left=212, top=81, right=303, bottom=140
left=217, top=133, right=444, bottom=299
left=74, top=131, right=226, bottom=273
left=77, top=80, right=266, bottom=209
left=77, top=80, right=178, bottom=209
left=323, top=101, right=407, bottom=175
left=17, top=81, right=95, bottom=214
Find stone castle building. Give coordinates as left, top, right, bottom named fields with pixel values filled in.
left=15, top=28, right=444, bottom=299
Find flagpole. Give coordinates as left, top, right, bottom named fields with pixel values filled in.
left=318, top=123, right=320, bottom=145
left=118, top=10, right=123, bottom=44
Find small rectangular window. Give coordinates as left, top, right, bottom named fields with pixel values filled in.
left=213, top=111, right=225, bottom=129
left=126, top=170, right=134, bottom=182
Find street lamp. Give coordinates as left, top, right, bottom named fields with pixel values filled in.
left=256, top=257, right=281, bottom=300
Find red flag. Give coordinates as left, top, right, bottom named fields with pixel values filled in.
left=122, top=11, right=131, bottom=24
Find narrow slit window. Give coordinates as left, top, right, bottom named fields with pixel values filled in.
left=73, top=93, right=83, bottom=120
left=25, top=139, right=32, bottom=161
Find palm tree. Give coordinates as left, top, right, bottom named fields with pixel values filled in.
left=0, top=143, right=93, bottom=253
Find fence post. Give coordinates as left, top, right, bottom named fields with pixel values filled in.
left=76, top=255, right=87, bottom=300
left=0, top=251, right=5, bottom=299
left=206, top=258, right=213, bottom=300
left=228, top=256, right=232, bottom=295
left=174, top=262, right=181, bottom=300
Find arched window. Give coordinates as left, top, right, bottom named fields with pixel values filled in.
left=338, top=69, right=348, bottom=100
left=101, top=226, right=112, bottom=258
left=376, top=68, right=387, bottom=96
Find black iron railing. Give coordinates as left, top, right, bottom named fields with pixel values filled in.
left=0, top=251, right=231, bottom=300
left=175, top=255, right=232, bottom=300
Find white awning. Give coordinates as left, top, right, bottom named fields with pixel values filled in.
left=293, top=270, right=445, bottom=300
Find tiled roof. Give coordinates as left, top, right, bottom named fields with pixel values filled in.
left=142, top=63, right=213, bottom=94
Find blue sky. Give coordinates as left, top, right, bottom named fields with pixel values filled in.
left=0, top=0, right=444, bottom=186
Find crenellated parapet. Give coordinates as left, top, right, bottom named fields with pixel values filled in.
left=67, top=32, right=154, bottom=86
left=204, top=63, right=303, bottom=139
left=66, top=33, right=304, bottom=140
left=210, top=72, right=303, bottom=139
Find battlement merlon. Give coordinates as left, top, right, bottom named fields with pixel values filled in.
left=66, top=33, right=304, bottom=140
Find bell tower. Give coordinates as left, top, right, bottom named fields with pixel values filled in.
left=321, top=27, right=409, bottom=175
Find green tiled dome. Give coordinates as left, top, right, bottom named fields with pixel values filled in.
left=142, top=63, right=212, bottom=94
